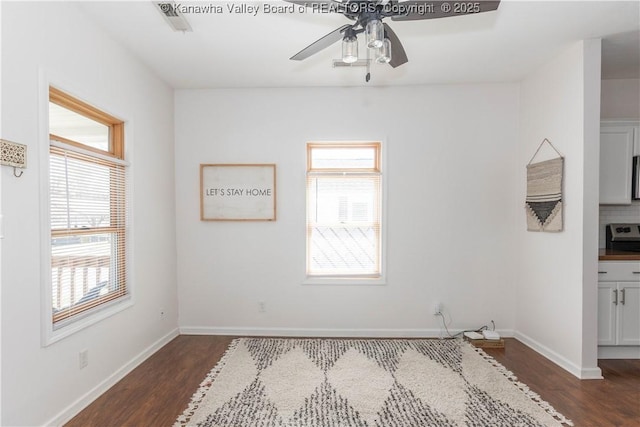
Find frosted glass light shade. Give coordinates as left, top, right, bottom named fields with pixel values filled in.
left=342, top=37, right=358, bottom=63
left=376, top=38, right=392, bottom=63
left=365, top=19, right=384, bottom=48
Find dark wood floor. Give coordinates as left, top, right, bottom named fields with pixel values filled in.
left=483, top=341, right=640, bottom=427
left=66, top=336, right=640, bottom=427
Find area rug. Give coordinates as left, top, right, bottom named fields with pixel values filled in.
left=175, top=338, right=573, bottom=427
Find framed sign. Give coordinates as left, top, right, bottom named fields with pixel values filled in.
left=200, top=164, right=276, bottom=221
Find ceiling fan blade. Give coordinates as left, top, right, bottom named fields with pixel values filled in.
left=290, top=24, right=351, bottom=61
left=391, top=0, right=500, bottom=21
left=384, top=23, right=408, bottom=68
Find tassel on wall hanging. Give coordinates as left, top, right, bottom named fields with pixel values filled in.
left=525, top=139, right=564, bottom=232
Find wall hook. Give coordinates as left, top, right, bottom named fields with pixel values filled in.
left=1, top=139, right=28, bottom=176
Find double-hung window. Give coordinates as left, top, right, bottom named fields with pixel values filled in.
left=48, top=87, right=128, bottom=329
left=306, top=142, right=382, bottom=280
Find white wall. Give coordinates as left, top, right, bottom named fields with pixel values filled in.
left=601, top=78, right=640, bottom=119
left=0, top=2, right=3, bottom=423
left=516, top=40, right=602, bottom=379
left=581, top=40, right=603, bottom=375
left=599, top=78, right=639, bottom=248
left=0, top=3, right=605, bottom=423
left=175, top=84, right=520, bottom=337
left=1, top=3, right=178, bottom=425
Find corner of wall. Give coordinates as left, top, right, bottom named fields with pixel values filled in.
left=580, top=38, right=602, bottom=377
left=515, top=39, right=602, bottom=379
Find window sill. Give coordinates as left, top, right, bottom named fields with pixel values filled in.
left=42, top=295, right=133, bottom=347
left=302, top=277, right=387, bottom=286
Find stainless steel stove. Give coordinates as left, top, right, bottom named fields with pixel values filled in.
left=606, top=223, right=640, bottom=252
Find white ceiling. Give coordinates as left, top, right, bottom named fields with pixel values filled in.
left=76, top=0, right=640, bottom=88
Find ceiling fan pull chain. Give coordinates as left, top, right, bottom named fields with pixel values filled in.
left=366, top=45, right=372, bottom=82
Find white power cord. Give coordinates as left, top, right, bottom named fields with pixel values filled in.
left=434, top=309, right=497, bottom=340
left=436, top=311, right=454, bottom=339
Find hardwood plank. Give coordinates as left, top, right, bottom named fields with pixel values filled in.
left=66, top=337, right=640, bottom=426
left=484, top=339, right=640, bottom=427
left=65, top=335, right=234, bottom=427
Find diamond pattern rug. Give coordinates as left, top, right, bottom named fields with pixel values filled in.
left=175, top=338, right=573, bottom=427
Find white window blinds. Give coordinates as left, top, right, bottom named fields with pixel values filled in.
left=306, top=143, right=382, bottom=278
left=50, top=144, right=128, bottom=324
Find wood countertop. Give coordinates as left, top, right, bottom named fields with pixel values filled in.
left=599, top=249, right=640, bottom=261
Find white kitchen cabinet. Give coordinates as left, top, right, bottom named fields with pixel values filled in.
left=598, top=282, right=617, bottom=345
left=598, top=262, right=640, bottom=346
left=599, top=124, right=636, bottom=204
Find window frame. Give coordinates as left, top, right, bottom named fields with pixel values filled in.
left=42, top=86, right=131, bottom=345
left=49, top=86, right=124, bottom=158
left=304, top=142, right=386, bottom=286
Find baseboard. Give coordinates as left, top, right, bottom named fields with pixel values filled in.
left=45, top=328, right=180, bottom=427
left=598, top=346, right=640, bottom=359
left=579, top=366, right=604, bottom=380
left=179, top=326, right=514, bottom=339
left=514, top=331, right=603, bottom=380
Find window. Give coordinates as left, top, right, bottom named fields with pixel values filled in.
left=306, top=143, right=382, bottom=280
left=48, top=87, right=128, bottom=327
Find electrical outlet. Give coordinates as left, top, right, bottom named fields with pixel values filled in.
left=259, top=302, right=266, bottom=313
left=433, top=302, right=442, bottom=315
left=79, top=350, right=89, bottom=369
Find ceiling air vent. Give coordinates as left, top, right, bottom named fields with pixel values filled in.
left=155, top=1, right=192, bottom=32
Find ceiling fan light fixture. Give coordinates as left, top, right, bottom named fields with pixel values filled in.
left=342, top=35, right=358, bottom=63
left=375, top=38, right=392, bottom=63
left=365, top=19, right=384, bottom=49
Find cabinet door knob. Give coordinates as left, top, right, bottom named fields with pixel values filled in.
left=613, top=289, right=618, bottom=305
left=621, top=288, right=626, bottom=305
left=633, top=271, right=640, bottom=274
left=598, top=271, right=608, bottom=274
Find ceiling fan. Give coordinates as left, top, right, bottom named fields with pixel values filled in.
left=285, top=0, right=501, bottom=80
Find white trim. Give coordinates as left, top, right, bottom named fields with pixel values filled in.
left=44, top=328, right=179, bottom=427
left=39, top=71, right=135, bottom=346
left=304, top=139, right=388, bottom=285
left=179, top=326, right=515, bottom=338
left=39, top=69, right=53, bottom=346
left=514, top=331, right=603, bottom=380
left=302, top=277, right=387, bottom=286
left=47, top=297, right=134, bottom=345
left=598, top=346, right=640, bottom=359
left=579, top=367, right=605, bottom=380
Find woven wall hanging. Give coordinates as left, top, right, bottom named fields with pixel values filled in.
left=525, top=139, right=564, bottom=232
